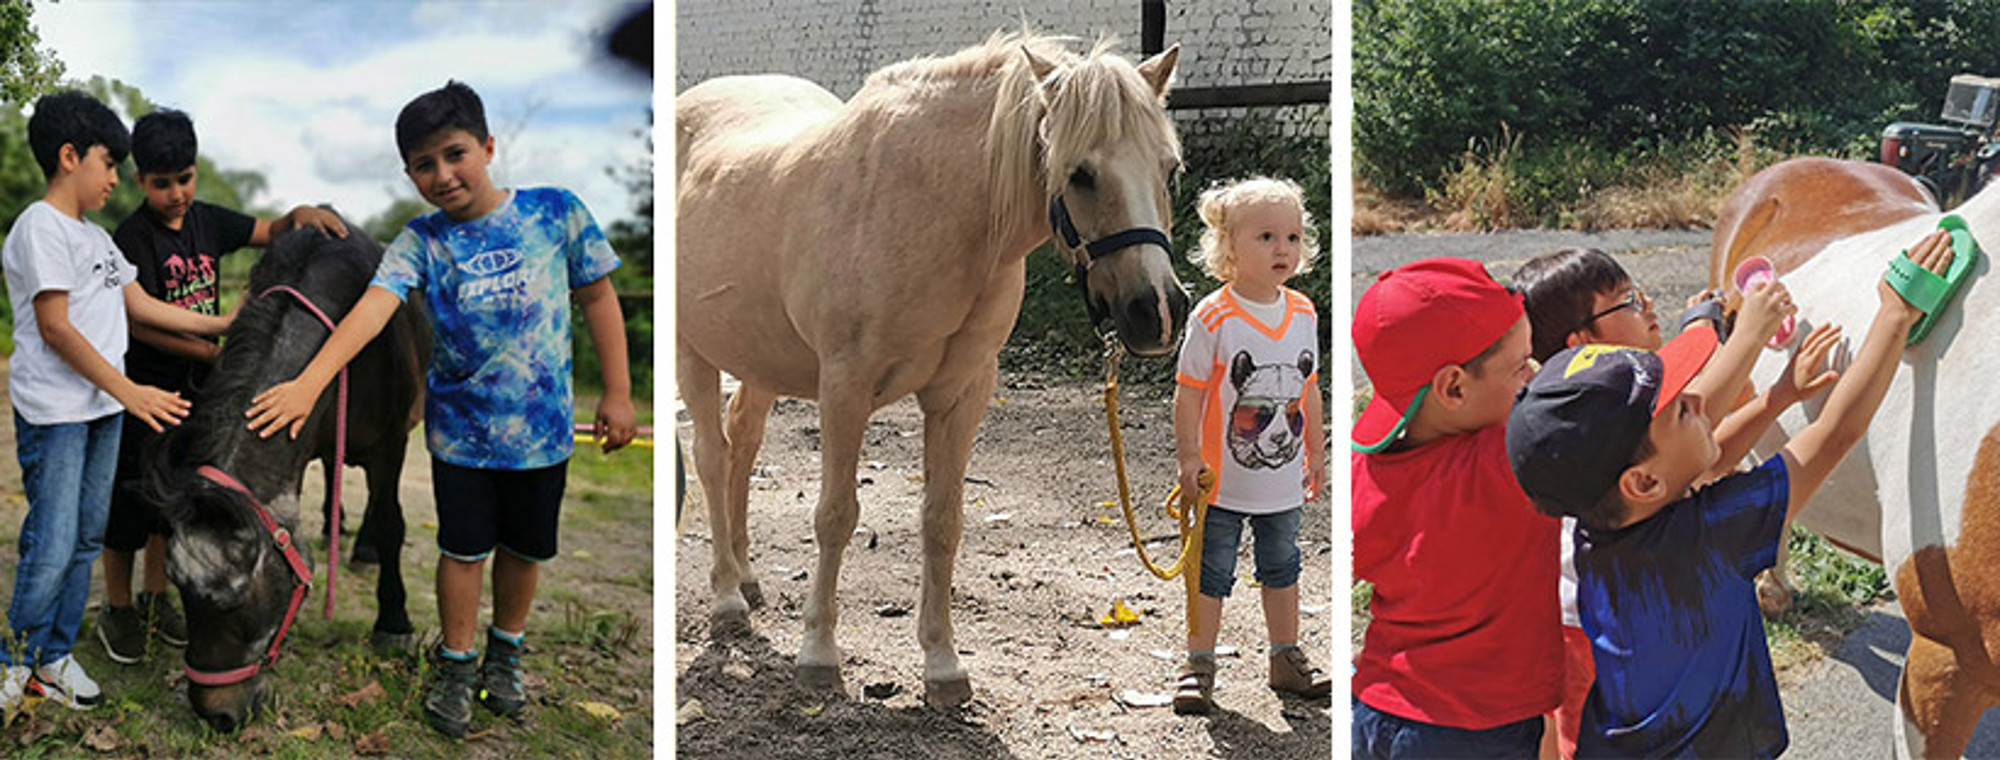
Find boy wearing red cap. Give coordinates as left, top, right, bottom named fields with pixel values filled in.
left=1505, top=230, right=1955, bottom=757
left=1352, top=257, right=1556, bottom=758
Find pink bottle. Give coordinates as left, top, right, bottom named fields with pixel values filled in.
left=1732, top=256, right=1796, bottom=348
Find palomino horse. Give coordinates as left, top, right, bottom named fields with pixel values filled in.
left=142, top=219, right=430, bottom=731
left=677, top=32, right=1189, bottom=706
left=1713, top=157, right=2000, bottom=758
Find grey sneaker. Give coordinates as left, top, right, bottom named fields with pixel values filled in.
left=0, top=665, right=30, bottom=711
left=424, top=648, right=479, bottom=738
left=96, top=604, right=146, bottom=665
left=30, top=654, right=103, bottom=709
left=139, top=590, right=188, bottom=647
left=478, top=629, right=527, bottom=717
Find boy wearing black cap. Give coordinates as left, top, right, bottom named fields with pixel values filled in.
left=1352, top=258, right=1557, bottom=758
left=1506, top=230, right=1954, bottom=758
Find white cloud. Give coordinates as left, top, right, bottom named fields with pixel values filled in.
left=26, top=1, right=651, bottom=228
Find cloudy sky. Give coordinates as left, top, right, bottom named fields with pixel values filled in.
left=32, top=0, right=654, bottom=227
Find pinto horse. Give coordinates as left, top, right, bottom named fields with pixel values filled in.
left=677, top=32, right=1189, bottom=706
left=1712, top=157, right=2000, bottom=758
left=142, top=218, right=430, bottom=731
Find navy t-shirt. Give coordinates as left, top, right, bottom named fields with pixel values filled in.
left=1574, top=455, right=1791, bottom=759
left=112, top=201, right=255, bottom=390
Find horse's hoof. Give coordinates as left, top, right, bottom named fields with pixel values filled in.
left=710, top=606, right=752, bottom=638
left=798, top=664, right=843, bottom=690
left=741, top=581, right=765, bottom=609
left=369, top=630, right=414, bottom=653
left=924, top=677, right=972, bottom=708
left=1757, top=582, right=1794, bottom=618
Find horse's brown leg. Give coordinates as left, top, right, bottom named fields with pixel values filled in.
left=724, top=385, right=777, bottom=609
left=679, top=344, right=749, bottom=629
left=1897, top=632, right=1992, bottom=759
left=912, top=364, right=997, bottom=707
left=798, top=378, right=869, bottom=690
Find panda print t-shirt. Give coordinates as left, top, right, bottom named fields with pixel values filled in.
left=1174, top=285, right=1320, bottom=514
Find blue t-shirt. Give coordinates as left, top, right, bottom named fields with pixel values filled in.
left=371, top=187, right=620, bottom=469
left=1574, top=455, right=1791, bottom=759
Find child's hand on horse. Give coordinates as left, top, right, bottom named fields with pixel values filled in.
left=1737, top=279, right=1797, bottom=344
left=121, top=384, right=190, bottom=433
left=291, top=206, right=349, bottom=239
left=1773, top=323, right=1843, bottom=407
left=245, top=377, right=324, bottom=439
left=1878, top=229, right=1954, bottom=321
left=593, top=394, right=637, bottom=453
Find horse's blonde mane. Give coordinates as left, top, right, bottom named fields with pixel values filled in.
left=853, top=31, right=1177, bottom=253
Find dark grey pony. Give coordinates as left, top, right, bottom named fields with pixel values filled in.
left=142, top=214, right=430, bottom=731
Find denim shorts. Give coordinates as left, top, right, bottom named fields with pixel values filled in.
left=1353, top=698, right=1544, bottom=759
left=432, top=457, right=568, bottom=562
left=1198, top=505, right=1301, bottom=598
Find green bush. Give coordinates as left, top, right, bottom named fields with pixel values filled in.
left=1358, top=0, right=2000, bottom=199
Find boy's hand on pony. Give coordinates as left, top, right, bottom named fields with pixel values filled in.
left=593, top=394, right=637, bottom=453
left=288, top=206, right=349, bottom=239
left=1736, top=279, right=1796, bottom=345
left=245, top=376, right=325, bottom=440
left=1771, top=323, right=1842, bottom=407
left=121, top=385, right=190, bottom=433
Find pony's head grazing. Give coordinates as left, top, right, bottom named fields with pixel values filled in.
left=986, top=32, right=1190, bottom=355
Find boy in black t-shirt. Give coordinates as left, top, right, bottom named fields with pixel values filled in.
left=98, top=108, right=348, bottom=665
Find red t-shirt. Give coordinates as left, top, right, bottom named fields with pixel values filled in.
left=1352, top=424, right=1564, bottom=729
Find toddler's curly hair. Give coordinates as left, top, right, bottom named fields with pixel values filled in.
left=1192, top=176, right=1318, bottom=282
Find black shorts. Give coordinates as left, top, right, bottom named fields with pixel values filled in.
left=105, top=414, right=168, bottom=552
left=432, top=457, right=568, bottom=562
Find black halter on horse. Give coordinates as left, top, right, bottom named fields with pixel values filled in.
left=183, top=284, right=349, bottom=687
left=1048, top=193, right=1173, bottom=330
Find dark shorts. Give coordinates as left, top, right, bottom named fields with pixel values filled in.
left=431, top=457, right=568, bottom=562
left=1353, top=698, right=1543, bottom=759
left=105, top=414, right=168, bottom=553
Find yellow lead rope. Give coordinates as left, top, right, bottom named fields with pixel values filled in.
left=1102, top=340, right=1219, bottom=639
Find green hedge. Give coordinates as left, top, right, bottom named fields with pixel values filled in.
left=1357, top=0, right=2000, bottom=196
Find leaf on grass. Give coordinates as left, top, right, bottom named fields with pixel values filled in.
left=800, top=702, right=825, bottom=717
left=333, top=681, right=386, bottom=708
left=579, top=701, right=623, bottom=722
left=82, top=725, right=121, bottom=751
left=288, top=723, right=324, bottom=741
left=354, top=732, right=391, bottom=756
left=572, top=549, right=594, bottom=560
left=1098, top=598, right=1141, bottom=628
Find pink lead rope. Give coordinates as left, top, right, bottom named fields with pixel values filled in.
left=259, top=285, right=348, bottom=620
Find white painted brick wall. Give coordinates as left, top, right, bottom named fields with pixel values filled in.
left=675, top=0, right=1330, bottom=102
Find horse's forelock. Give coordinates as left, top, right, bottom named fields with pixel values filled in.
left=1036, top=44, right=1179, bottom=194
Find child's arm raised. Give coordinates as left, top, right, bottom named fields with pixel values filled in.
left=1704, top=322, right=1842, bottom=481
left=1780, top=229, right=1950, bottom=516
left=575, top=276, right=636, bottom=452
left=33, top=291, right=188, bottom=431
left=243, top=286, right=402, bottom=439
left=1685, top=278, right=1793, bottom=425
left=123, top=282, right=230, bottom=336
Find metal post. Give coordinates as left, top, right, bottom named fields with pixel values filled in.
left=1142, top=0, right=1165, bottom=56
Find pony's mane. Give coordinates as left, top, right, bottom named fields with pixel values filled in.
left=183, top=218, right=375, bottom=466
left=853, top=31, right=1179, bottom=253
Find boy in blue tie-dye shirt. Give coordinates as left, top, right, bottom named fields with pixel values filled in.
left=245, top=80, right=635, bottom=738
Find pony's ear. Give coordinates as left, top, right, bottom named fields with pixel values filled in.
left=1021, top=45, right=1060, bottom=89
left=1137, top=44, right=1179, bottom=97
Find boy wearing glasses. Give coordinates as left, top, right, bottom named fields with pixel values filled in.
left=1510, top=247, right=1826, bottom=759
left=98, top=108, right=347, bottom=665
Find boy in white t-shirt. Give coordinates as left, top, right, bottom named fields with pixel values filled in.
left=1169, top=177, right=1329, bottom=713
left=0, top=91, right=230, bottom=710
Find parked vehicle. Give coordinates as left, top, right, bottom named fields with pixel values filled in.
left=1880, top=74, right=2000, bottom=209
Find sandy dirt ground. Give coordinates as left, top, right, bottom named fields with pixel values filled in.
left=675, top=373, right=1334, bottom=759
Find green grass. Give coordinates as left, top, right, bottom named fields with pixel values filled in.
left=0, top=403, right=656, bottom=758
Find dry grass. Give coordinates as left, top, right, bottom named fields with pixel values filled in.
left=1352, top=177, right=1432, bottom=236
left=1435, top=126, right=1526, bottom=231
